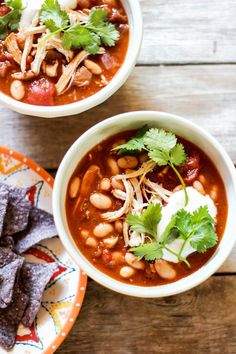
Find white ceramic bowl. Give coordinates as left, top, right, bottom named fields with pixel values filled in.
left=53, top=111, right=236, bottom=297
left=0, top=1, right=142, bottom=118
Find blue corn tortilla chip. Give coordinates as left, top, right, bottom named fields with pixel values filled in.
left=0, top=247, right=24, bottom=309
left=0, top=285, right=28, bottom=350
left=0, top=246, right=19, bottom=267
left=0, top=184, right=9, bottom=237
left=0, top=257, right=24, bottom=309
left=3, top=185, right=32, bottom=236
left=20, top=262, right=57, bottom=327
left=14, top=207, right=57, bottom=254
left=0, top=236, right=14, bottom=249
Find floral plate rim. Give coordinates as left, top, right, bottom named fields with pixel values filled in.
left=0, top=146, right=87, bottom=354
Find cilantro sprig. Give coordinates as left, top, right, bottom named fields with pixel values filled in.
left=40, top=0, right=69, bottom=32
left=128, top=204, right=217, bottom=268
left=113, top=126, right=188, bottom=205
left=0, top=0, right=23, bottom=40
left=40, top=1, right=120, bottom=55
left=175, top=206, right=217, bottom=255
left=127, top=203, right=162, bottom=239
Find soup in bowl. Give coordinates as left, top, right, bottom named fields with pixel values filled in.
left=0, top=0, right=142, bottom=117
left=53, top=111, right=236, bottom=297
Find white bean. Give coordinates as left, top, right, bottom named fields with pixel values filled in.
left=69, top=176, right=81, bottom=199
left=80, top=230, right=89, bottom=239
left=114, top=220, right=123, bottom=233
left=84, top=59, right=102, bottom=75
left=112, top=251, right=125, bottom=264
left=210, top=185, right=218, bottom=202
left=120, top=266, right=135, bottom=279
left=89, top=193, right=112, bottom=210
left=86, top=237, right=98, bottom=248
left=193, top=180, right=206, bottom=195
left=198, top=174, right=207, bottom=186
left=154, top=260, right=176, bottom=280
left=100, top=178, right=111, bottom=191
left=10, top=80, right=25, bottom=100
left=112, top=139, right=126, bottom=150
left=125, top=252, right=145, bottom=270
left=103, top=236, right=118, bottom=249
left=117, top=156, right=139, bottom=169
left=93, top=223, right=114, bottom=238
left=107, top=158, right=120, bottom=175
left=173, top=184, right=183, bottom=193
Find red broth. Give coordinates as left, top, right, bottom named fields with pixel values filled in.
left=0, top=0, right=129, bottom=106
left=66, top=131, right=228, bottom=286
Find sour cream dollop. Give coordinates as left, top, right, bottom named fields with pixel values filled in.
left=20, top=0, right=77, bottom=29
left=158, top=187, right=217, bottom=263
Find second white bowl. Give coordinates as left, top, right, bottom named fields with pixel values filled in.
left=53, top=111, right=236, bottom=297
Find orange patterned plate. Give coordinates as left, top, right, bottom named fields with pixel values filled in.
left=0, top=147, right=87, bottom=354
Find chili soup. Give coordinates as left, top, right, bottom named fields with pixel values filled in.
left=0, top=0, right=129, bottom=106
left=66, top=127, right=228, bottom=287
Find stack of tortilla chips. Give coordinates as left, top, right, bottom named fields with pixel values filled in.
left=0, top=183, right=58, bottom=350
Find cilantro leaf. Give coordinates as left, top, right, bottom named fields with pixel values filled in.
left=40, top=0, right=69, bottom=32
left=144, top=128, right=177, bottom=151
left=148, top=149, right=170, bottom=166
left=87, top=8, right=108, bottom=27
left=40, top=4, right=119, bottom=54
left=169, top=143, right=187, bottom=166
left=0, top=6, right=22, bottom=40
left=6, top=0, right=22, bottom=9
left=158, top=217, right=178, bottom=244
left=62, top=25, right=101, bottom=54
left=126, top=203, right=162, bottom=239
left=192, top=205, right=214, bottom=225
left=144, top=129, right=186, bottom=168
left=113, top=125, right=149, bottom=154
left=175, top=206, right=218, bottom=254
left=175, top=209, right=193, bottom=239
left=130, top=242, right=163, bottom=261
left=87, top=8, right=120, bottom=47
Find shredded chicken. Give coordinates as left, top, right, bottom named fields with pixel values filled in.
left=4, top=33, right=22, bottom=65
left=22, top=25, right=46, bottom=37
left=67, top=9, right=88, bottom=25
left=123, top=221, right=129, bottom=247
left=42, top=60, right=59, bottom=77
left=116, top=160, right=156, bottom=182
left=130, top=178, right=143, bottom=212
left=21, top=14, right=39, bottom=72
left=73, top=66, right=92, bottom=87
left=11, top=70, right=37, bottom=81
left=112, top=189, right=126, bottom=201
left=102, top=179, right=134, bottom=221
left=143, top=178, right=173, bottom=203
left=31, top=36, right=48, bottom=75
left=48, top=37, right=74, bottom=62
left=56, top=50, right=89, bottom=95
left=128, top=231, right=142, bottom=247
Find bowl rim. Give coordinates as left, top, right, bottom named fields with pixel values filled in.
left=53, top=110, right=236, bottom=297
left=0, top=0, right=143, bottom=118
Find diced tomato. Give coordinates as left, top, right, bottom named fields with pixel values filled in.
left=26, top=78, right=56, bottom=106
left=0, top=4, right=10, bottom=16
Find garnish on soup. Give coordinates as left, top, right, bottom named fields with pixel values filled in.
left=66, top=127, right=227, bottom=286
left=0, top=0, right=129, bottom=105
left=113, top=126, right=188, bottom=204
